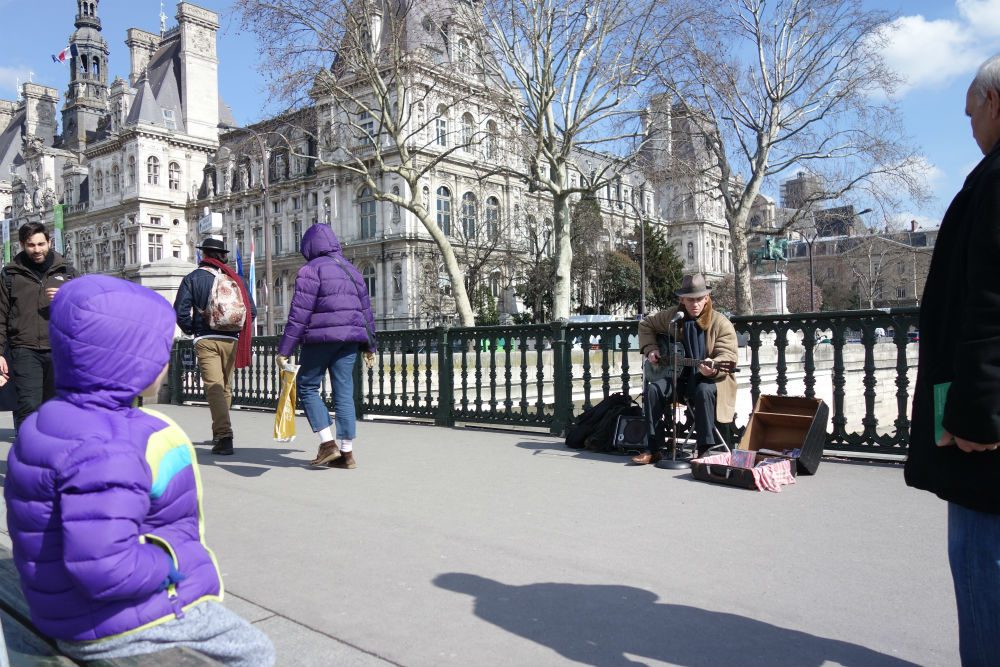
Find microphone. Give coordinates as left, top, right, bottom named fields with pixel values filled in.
left=670, top=311, right=684, bottom=324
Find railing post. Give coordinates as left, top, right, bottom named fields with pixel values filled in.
left=435, top=326, right=455, bottom=427
left=169, top=339, right=183, bottom=405
left=550, top=319, right=572, bottom=436
left=353, top=353, right=365, bottom=420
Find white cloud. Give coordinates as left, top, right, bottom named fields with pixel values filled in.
left=957, top=0, right=1000, bottom=36
left=0, top=66, right=32, bottom=98
left=878, top=15, right=985, bottom=95
left=877, top=1, right=1000, bottom=96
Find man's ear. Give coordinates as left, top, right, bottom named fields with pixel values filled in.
left=988, top=89, right=1000, bottom=119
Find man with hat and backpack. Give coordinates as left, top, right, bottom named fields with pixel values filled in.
left=173, top=238, right=256, bottom=455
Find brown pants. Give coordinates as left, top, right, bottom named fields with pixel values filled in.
left=195, top=338, right=237, bottom=440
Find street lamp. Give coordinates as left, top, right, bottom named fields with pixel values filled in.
left=620, top=198, right=647, bottom=319
left=219, top=122, right=275, bottom=336
left=795, top=206, right=874, bottom=312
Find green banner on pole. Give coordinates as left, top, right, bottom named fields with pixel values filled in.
left=53, top=204, right=64, bottom=254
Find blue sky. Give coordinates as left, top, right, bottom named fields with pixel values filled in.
left=2, top=0, right=1000, bottom=223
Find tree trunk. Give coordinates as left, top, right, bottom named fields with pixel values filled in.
left=551, top=190, right=574, bottom=319
left=728, top=211, right=754, bottom=315
left=414, top=207, right=475, bottom=326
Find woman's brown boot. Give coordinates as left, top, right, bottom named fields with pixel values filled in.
left=310, top=440, right=341, bottom=466
left=329, top=450, right=356, bottom=469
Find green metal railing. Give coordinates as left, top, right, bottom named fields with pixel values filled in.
left=169, top=306, right=920, bottom=455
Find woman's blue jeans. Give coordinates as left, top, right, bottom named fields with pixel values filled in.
left=949, top=502, right=1000, bottom=666
left=296, top=342, right=358, bottom=440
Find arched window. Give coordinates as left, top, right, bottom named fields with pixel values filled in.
left=362, top=264, right=376, bottom=297
left=490, top=271, right=501, bottom=298
left=461, top=113, right=474, bottom=150
left=146, top=156, right=160, bottom=185
left=359, top=187, right=377, bottom=239
left=168, top=162, right=180, bottom=190
left=687, top=241, right=694, bottom=261
left=436, top=186, right=451, bottom=235
left=127, top=156, right=136, bottom=187
left=486, top=121, right=498, bottom=160
left=485, top=196, right=500, bottom=240
left=274, top=275, right=284, bottom=306
left=111, top=164, right=120, bottom=193
left=92, top=57, right=100, bottom=78
left=94, top=170, right=104, bottom=197
left=435, top=105, right=448, bottom=147
left=461, top=192, right=477, bottom=239
left=457, top=39, right=469, bottom=67
left=65, top=179, right=75, bottom=205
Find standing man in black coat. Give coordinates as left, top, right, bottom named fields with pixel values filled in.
left=905, top=54, right=1000, bottom=667
left=0, top=222, right=77, bottom=431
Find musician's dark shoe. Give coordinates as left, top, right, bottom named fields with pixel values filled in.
left=630, top=451, right=663, bottom=465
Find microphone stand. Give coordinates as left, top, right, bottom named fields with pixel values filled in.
left=657, top=316, right=692, bottom=470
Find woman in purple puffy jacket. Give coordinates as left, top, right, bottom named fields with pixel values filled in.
left=276, top=224, right=376, bottom=469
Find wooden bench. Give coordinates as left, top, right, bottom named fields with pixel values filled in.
left=0, top=546, right=222, bottom=666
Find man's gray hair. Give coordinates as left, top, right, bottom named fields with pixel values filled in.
left=972, top=55, right=1000, bottom=99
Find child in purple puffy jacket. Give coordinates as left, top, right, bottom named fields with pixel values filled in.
left=4, top=275, right=274, bottom=666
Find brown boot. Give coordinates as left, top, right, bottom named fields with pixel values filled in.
left=630, top=450, right=663, bottom=465
left=310, top=440, right=341, bottom=466
left=329, top=450, right=356, bottom=469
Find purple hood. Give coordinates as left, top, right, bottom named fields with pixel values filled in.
left=278, top=224, right=376, bottom=356
left=6, top=276, right=224, bottom=641
left=51, top=275, right=176, bottom=408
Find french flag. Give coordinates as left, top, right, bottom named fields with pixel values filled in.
left=51, top=44, right=77, bottom=64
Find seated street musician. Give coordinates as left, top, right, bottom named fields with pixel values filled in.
left=632, top=273, right=739, bottom=464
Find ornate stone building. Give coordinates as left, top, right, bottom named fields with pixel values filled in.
left=1, top=1, right=225, bottom=304
left=0, top=0, right=731, bottom=330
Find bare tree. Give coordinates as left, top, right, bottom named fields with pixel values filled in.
left=841, top=234, right=923, bottom=309
left=473, top=0, right=693, bottom=320
left=237, top=0, right=511, bottom=326
left=659, top=0, right=928, bottom=314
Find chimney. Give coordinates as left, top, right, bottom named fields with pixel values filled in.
left=0, top=100, right=16, bottom=132
left=910, top=219, right=918, bottom=232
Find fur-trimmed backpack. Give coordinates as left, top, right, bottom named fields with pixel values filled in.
left=199, top=268, right=247, bottom=332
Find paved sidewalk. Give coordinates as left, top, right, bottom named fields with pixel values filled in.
left=0, top=405, right=957, bottom=667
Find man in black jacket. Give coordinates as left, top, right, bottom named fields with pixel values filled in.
left=905, top=54, right=1000, bottom=667
left=0, top=222, right=77, bottom=430
left=173, top=239, right=255, bottom=455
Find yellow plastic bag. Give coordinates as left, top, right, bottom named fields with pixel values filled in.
left=273, top=364, right=298, bottom=442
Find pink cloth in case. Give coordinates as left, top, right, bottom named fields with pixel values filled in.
left=697, top=453, right=796, bottom=492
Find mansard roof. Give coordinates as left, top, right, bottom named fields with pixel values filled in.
left=126, top=76, right=164, bottom=127
left=124, top=37, right=184, bottom=131
left=0, top=107, right=27, bottom=178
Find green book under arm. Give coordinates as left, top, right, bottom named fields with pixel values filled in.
left=934, top=381, right=951, bottom=444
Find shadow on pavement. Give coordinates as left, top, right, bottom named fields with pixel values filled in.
left=193, top=445, right=320, bottom=477
left=434, top=573, right=919, bottom=667
left=515, top=440, right=639, bottom=464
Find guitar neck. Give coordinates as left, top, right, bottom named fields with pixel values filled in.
left=669, top=356, right=711, bottom=370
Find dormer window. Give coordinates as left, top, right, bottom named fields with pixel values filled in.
left=162, top=109, right=176, bottom=130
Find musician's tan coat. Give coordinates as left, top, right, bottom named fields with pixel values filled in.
left=638, top=300, right=739, bottom=423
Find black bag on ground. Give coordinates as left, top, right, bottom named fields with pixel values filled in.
left=585, top=403, right=642, bottom=453
left=565, top=393, right=640, bottom=452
